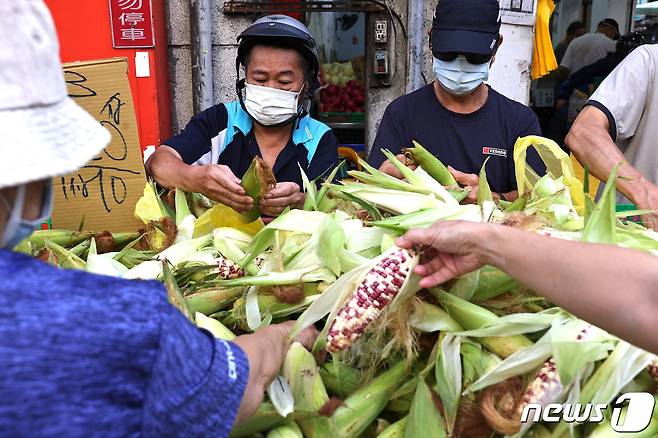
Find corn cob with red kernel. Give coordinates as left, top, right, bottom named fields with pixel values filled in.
left=326, top=247, right=415, bottom=353
left=216, top=256, right=246, bottom=280
left=649, top=358, right=658, bottom=381
left=516, top=325, right=593, bottom=419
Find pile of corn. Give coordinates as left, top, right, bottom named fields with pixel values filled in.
left=16, top=138, right=658, bottom=437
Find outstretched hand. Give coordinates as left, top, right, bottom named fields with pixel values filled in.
left=396, top=221, right=491, bottom=288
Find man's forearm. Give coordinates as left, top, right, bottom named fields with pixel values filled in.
left=566, top=107, right=656, bottom=207
left=146, top=147, right=199, bottom=193
left=482, top=227, right=658, bottom=353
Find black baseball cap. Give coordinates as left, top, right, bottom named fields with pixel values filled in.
left=431, top=0, right=501, bottom=56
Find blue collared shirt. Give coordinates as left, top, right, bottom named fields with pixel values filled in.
left=164, top=101, right=339, bottom=186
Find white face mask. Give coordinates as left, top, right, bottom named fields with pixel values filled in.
left=243, top=83, right=302, bottom=126
left=433, top=56, right=490, bottom=96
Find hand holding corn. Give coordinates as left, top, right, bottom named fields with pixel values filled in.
left=232, top=321, right=318, bottom=426
left=378, top=153, right=417, bottom=180
left=191, top=164, right=254, bottom=214
left=397, top=220, right=488, bottom=288
left=259, top=182, right=305, bottom=217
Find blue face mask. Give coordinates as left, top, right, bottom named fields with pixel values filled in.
left=0, top=182, right=53, bottom=250
left=432, top=56, right=490, bottom=96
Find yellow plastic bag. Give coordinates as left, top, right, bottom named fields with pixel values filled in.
left=514, top=135, right=585, bottom=214
left=570, top=154, right=601, bottom=199
left=193, top=203, right=264, bottom=237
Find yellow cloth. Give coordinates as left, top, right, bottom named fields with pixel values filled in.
left=532, top=0, right=558, bottom=80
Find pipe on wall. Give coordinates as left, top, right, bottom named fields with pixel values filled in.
left=406, top=0, right=425, bottom=93
left=191, top=0, right=214, bottom=112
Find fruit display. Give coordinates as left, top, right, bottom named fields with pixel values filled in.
left=319, top=61, right=365, bottom=113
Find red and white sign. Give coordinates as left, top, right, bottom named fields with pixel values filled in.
left=109, top=0, right=155, bottom=48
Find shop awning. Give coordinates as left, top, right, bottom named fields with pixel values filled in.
left=637, top=1, right=658, bottom=15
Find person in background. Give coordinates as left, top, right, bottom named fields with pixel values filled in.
left=555, top=32, right=649, bottom=108
left=558, top=18, right=619, bottom=80
left=566, top=43, right=658, bottom=230
left=397, top=221, right=658, bottom=355
left=0, top=3, right=317, bottom=436
left=147, top=15, right=338, bottom=218
left=554, top=21, right=587, bottom=65
left=368, top=0, right=544, bottom=204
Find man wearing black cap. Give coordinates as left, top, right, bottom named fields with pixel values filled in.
left=368, top=0, right=544, bottom=203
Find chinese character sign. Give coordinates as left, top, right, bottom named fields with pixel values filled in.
left=109, top=0, right=155, bottom=48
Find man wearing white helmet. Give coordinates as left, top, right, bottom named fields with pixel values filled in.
left=147, top=15, right=339, bottom=218
left=0, top=2, right=317, bottom=435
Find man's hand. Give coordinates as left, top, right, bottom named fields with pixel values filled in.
left=192, top=165, right=253, bottom=213
left=379, top=154, right=417, bottom=179
left=260, top=182, right=305, bottom=217
left=233, top=322, right=318, bottom=425
left=396, top=221, right=492, bottom=288
left=636, top=185, right=658, bottom=231
left=449, top=166, right=479, bottom=204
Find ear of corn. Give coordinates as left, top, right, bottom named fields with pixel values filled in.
left=332, top=361, right=411, bottom=438
left=326, top=246, right=417, bottom=353
left=44, top=239, right=87, bottom=270
left=477, top=157, right=494, bottom=206
left=283, top=343, right=329, bottom=412
left=186, top=287, right=243, bottom=316
left=163, top=261, right=194, bottom=322
left=432, top=289, right=533, bottom=358
left=194, top=311, right=236, bottom=340
left=434, top=334, right=461, bottom=435
left=241, top=157, right=277, bottom=223
left=265, top=422, right=303, bottom=438
left=403, top=140, right=457, bottom=186
left=377, top=416, right=407, bottom=438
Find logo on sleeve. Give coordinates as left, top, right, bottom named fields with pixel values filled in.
left=482, top=147, right=508, bottom=158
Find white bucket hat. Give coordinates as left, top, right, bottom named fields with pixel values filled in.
left=0, top=1, right=111, bottom=189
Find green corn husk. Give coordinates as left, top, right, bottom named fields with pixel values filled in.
left=229, top=402, right=287, bottom=438
left=405, top=378, right=446, bottom=438
left=186, top=287, right=244, bottom=315
left=377, top=417, right=408, bottom=438
left=266, top=421, right=304, bottom=438
left=43, top=239, right=87, bottom=270
left=19, top=230, right=94, bottom=253
left=332, top=361, right=411, bottom=438
left=163, top=261, right=194, bottom=322
left=195, top=311, right=236, bottom=340
left=470, top=266, right=520, bottom=301
left=319, top=361, right=364, bottom=399
left=283, top=343, right=329, bottom=412
left=403, top=140, right=457, bottom=186
left=69, top=238, right=92, bottom=257
left=241, top=156, right=277, bottom=223
left=432, top=289, right=533, bottom=358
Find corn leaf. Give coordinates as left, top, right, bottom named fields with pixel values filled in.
left=477, top=157, right=493, bottom=206
left=465, top=334, right=552, bottom=394
left=452, top=308, right=563, bottom=338
left=195, top=312, right=236, bottom=340
left=405, top=140, right=457, bottom=186
left=449, top=270, right=479, bottom=300
left=405, top=378, right=446, bottom=438
left=582, top=164, right=620, bottom=244
left=245, top=286, right=263, bottom=331
left=163, top=261, right=194, bottom=322
left=409, top=301, right=463, bottom=333
left=300, top=164, right=318, bottom=211
left=268, top=376, right=295, bottom=418
left=315, top=214, right=345, bottom=276
left=44, top=239, right=87, bottom=270
left=134, top=181, right=169, bottom=224
left=435, top=334, right=461, bottom=434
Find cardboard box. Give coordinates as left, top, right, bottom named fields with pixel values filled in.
left=51, top=58, right=146, bottom=233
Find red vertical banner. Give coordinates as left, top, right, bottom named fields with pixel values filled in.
left=109, top=0, right=155, bottom=48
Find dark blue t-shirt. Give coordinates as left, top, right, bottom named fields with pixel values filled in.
left=0, top=249, right=248, bottom=437
left=368, top=84, right=544, bottom=193
left=165, top=101, right=339, bottom=186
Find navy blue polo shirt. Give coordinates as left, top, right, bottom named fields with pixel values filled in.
left=368, top=84, right=545, bottom=193
left=164, top=101, right=339, bottom=186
